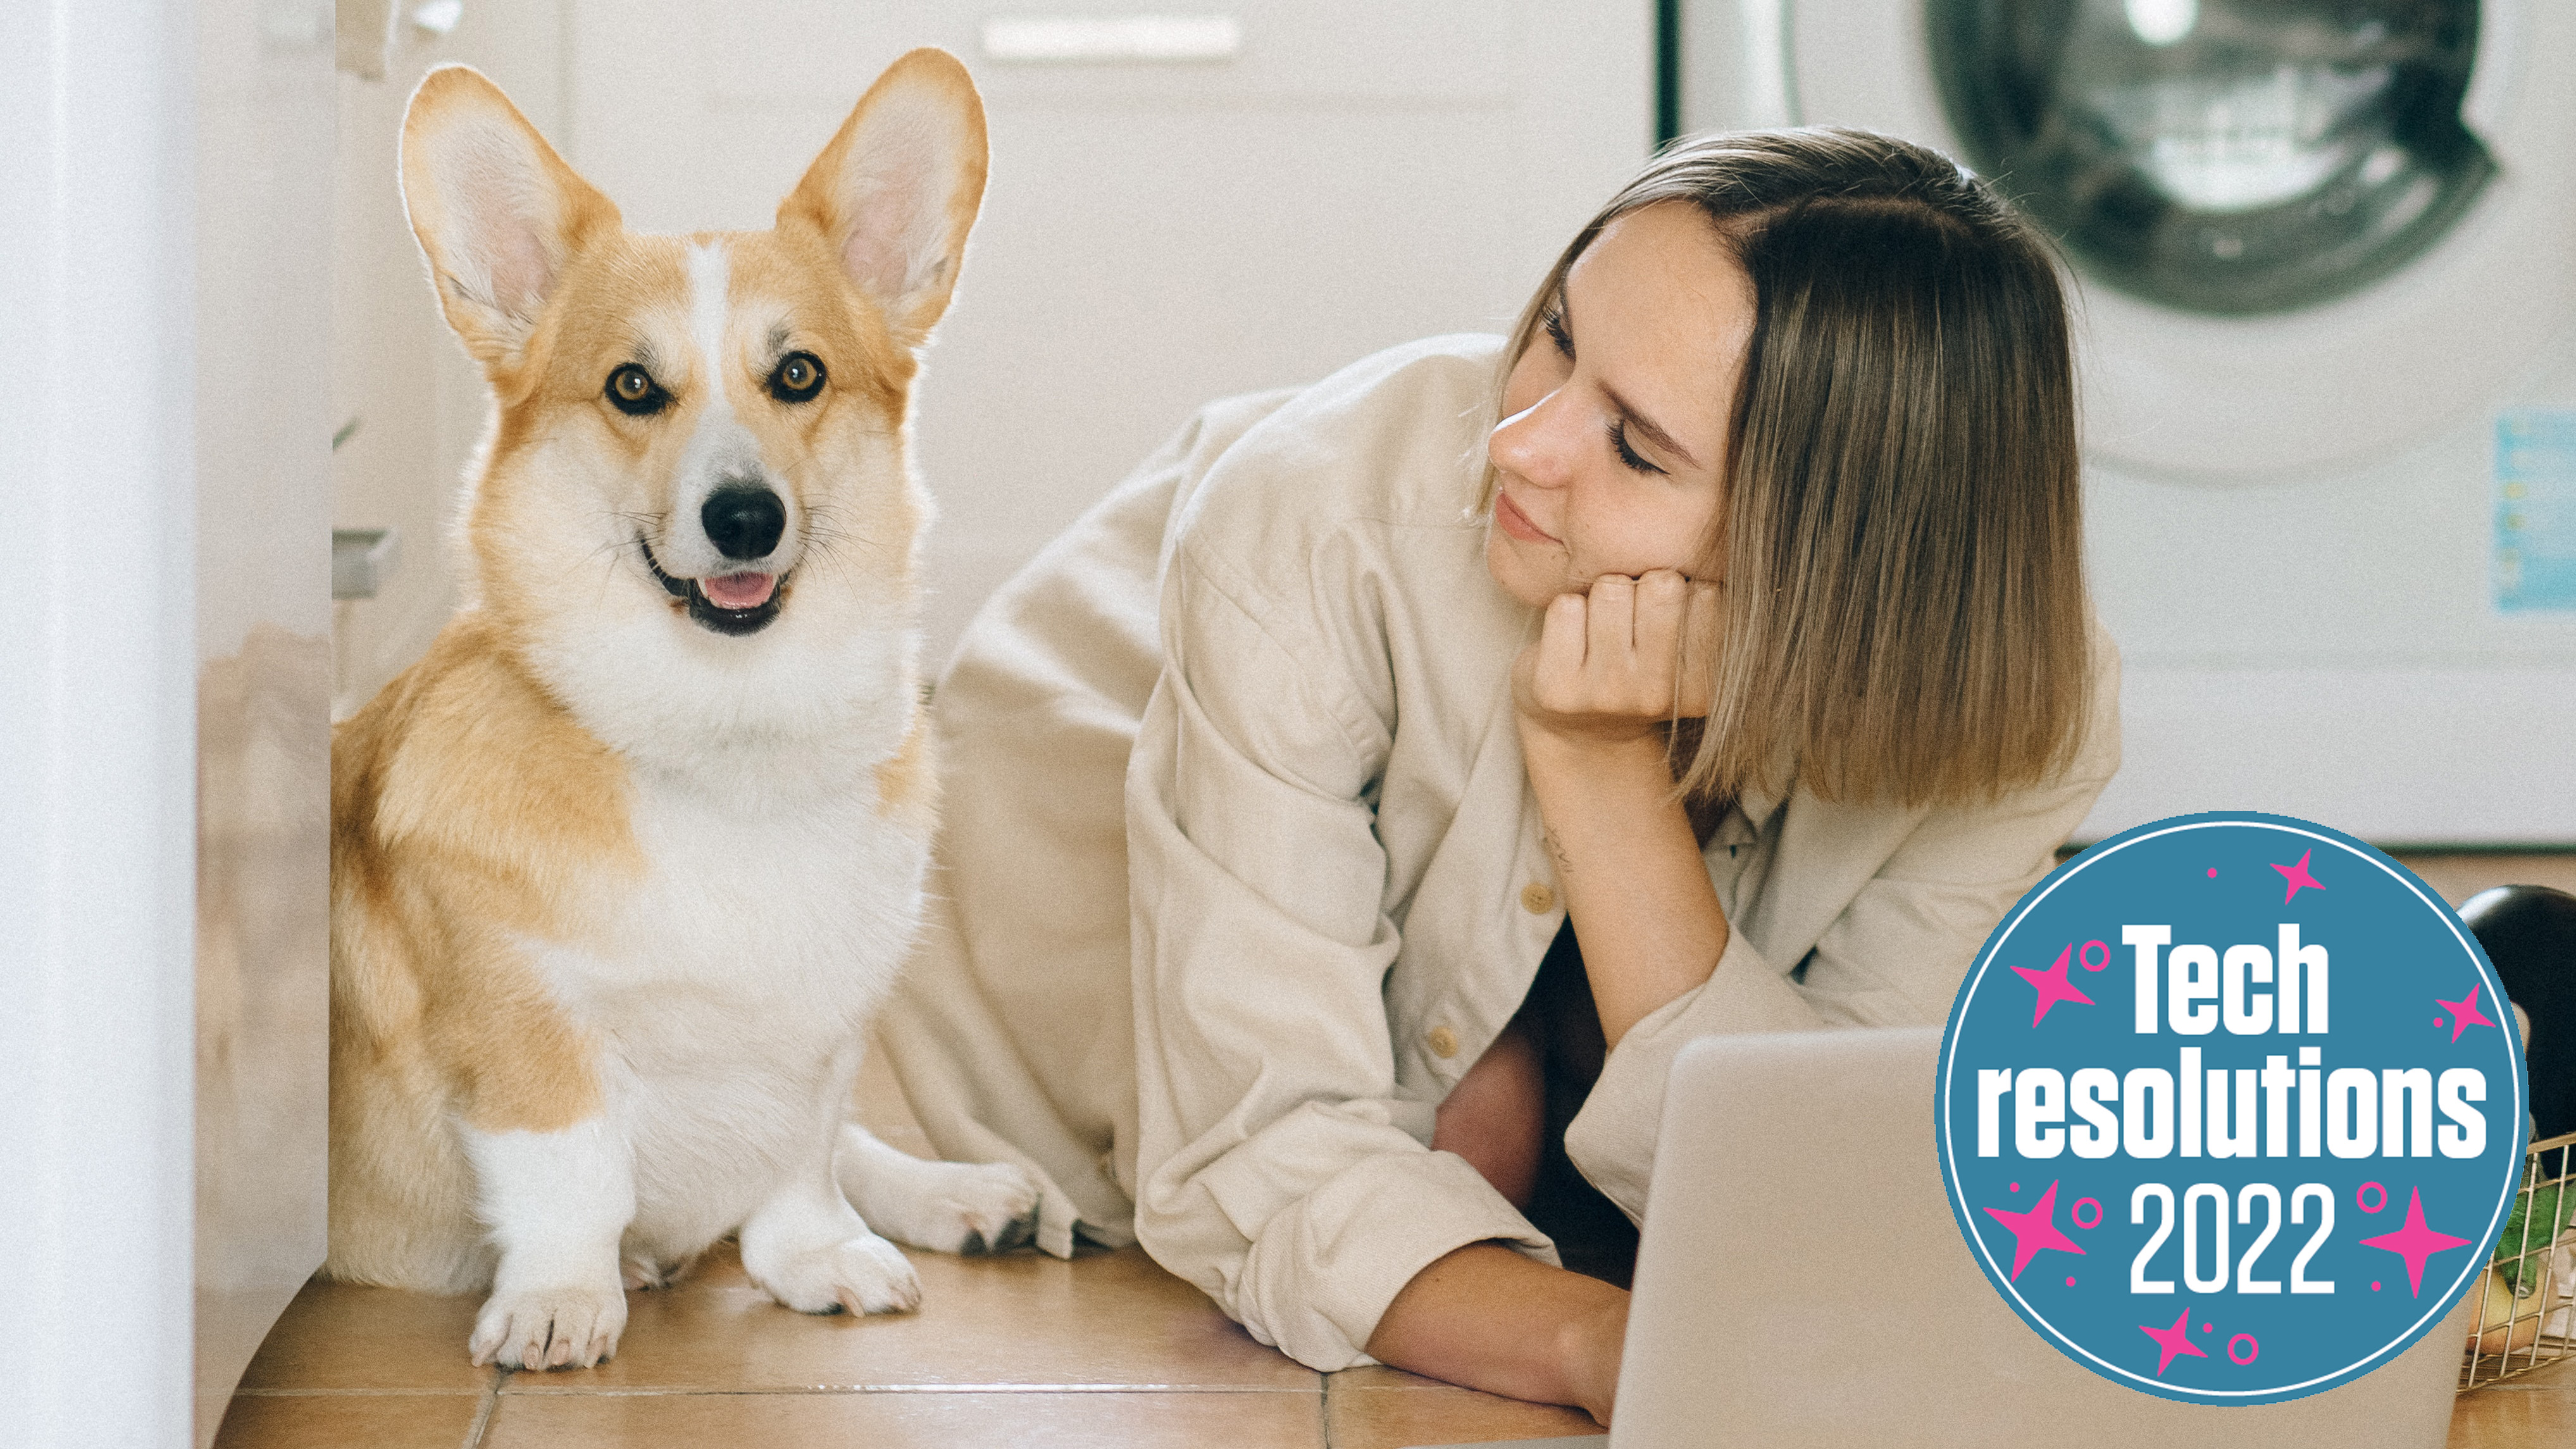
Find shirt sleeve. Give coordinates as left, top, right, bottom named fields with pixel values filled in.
left=1564, top=639, right=2125, bottom=1221
left=1126, top=536, right=1555, bottom=1372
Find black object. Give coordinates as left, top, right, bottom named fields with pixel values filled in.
left=2463, top=884, right=2576, bottom=1163
left=1655, top=0, right=1683, bottom=151
left=1519, top=921, right=1641, bottom=1287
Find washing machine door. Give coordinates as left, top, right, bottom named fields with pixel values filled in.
left=1934, top=1, right=2489, bottom=317
left=1772, top=0, right=2576, bottom=482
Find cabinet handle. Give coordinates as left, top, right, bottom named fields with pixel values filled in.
left=332, top=528, right=401, bottom=601
left=980, top=14, right=1242, bottom=64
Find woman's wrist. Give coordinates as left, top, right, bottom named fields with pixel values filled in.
left=1366, top=1243, right=1631, bottom=1421
left=1515, top=714, right=1674, bottom=792
left=1554, top=1289, right=1630, bottom=1424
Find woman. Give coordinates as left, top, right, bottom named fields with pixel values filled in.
left=868, top=128, right=2119, bottom=1421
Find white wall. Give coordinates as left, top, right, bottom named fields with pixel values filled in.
left=0, top=4, right=202, bottom=1445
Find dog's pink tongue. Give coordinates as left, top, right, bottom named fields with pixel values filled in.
left=702, top=572, right=776, bottom=610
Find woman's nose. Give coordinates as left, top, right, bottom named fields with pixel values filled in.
left=1490, top=388, right=1577, bottom=490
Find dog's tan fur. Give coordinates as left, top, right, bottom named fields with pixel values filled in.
left=330, top=616, right=636, bottom=1288
left=328, top=53, right=1037, bottom=1367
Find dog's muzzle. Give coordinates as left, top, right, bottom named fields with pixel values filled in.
left=640, top=537, right=787, bottom=637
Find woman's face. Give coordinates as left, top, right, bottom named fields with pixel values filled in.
left=1484, top=202, right=1753, bottom=611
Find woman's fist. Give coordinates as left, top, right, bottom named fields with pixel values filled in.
left=1510, top=569, right=1719, bottom=750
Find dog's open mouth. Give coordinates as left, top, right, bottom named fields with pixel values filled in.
left=640, top=539, right=787, bottom=637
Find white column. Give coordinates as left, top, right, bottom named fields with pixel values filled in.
left=0, top=3, right=202, bottom=1446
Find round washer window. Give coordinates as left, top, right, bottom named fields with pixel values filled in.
left=1929, top=1, right=2492, bottom=315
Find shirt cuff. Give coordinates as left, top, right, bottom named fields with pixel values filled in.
left=1563, top=928, right=1822, bottom=1220
left=1232, top=1148, right=1559, bottom=1371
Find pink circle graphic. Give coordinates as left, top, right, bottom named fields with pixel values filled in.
left=2229, top=1334, right=2259, bottom=1365
left=2357, top=1181, right=2387, bottom=1214
left=2071, top=1197, right=2103, bottom=1229
left=2079, top=939, right=2110, bottom=972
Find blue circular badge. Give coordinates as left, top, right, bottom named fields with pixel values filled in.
left=1936, top=813, right=2529, bottom=1404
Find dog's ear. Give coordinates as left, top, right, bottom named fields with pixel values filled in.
left=779, top=48, right=989, bottom=349
left=399, top=65, right=619, bottom=370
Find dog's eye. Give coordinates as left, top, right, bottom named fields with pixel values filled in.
left=606, top=364, right=668, bottom=416
left=768, top=352, right=826, bottom=404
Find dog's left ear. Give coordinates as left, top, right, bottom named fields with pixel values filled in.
left=780, top=48, right=989, bottom=349
left=401, top=65, right=621, bottom=372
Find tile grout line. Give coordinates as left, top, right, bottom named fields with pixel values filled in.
left=459, top=1367, right=504, bottom=1449
left=1319, top=1369, right=1336, bottom=1449
left=488, top=1383, right=1331, bottom=1396
left=235, top=1388, right=492, bottom=1396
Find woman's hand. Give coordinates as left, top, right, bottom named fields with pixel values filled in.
left=1510, top=569, right=1719, bottom=754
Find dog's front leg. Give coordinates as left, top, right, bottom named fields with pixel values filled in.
left=740, top=1049, right=922, bottom=1317
left=462, top=1114, right=634, bottom=1369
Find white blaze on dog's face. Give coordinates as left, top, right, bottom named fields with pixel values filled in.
left=397, top=54, right=986, bottom=750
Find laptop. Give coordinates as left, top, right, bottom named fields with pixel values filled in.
left=1409, top=1026, right=2473, bottom=1448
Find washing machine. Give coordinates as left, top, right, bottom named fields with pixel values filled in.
left=1682, top=1, right=2576, bottom=843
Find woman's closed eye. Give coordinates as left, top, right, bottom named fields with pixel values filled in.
left=1606, top=418, right=1664, bottom=475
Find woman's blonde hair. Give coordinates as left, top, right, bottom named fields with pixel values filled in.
left=1491, top=127, right=2091, bottom=810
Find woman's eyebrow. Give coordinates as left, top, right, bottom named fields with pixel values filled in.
left=1560, top=289, right=1703, bottom=471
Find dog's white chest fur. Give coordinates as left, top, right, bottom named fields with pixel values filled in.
left=528, top=758, right=926, bottom=1259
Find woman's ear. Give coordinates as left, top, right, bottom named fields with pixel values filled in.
left=399, top=65, right=620, bottom=370
left=778, top=47, right=989, bottom=349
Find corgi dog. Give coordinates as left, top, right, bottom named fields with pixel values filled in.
left=327, top=50, right=1038, bottom=1371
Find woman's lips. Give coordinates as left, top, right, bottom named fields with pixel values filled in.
left=1495, top=490, right=1559, bottom=545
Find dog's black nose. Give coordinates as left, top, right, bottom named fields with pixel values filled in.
left=701, top=487, right=785, bottom=561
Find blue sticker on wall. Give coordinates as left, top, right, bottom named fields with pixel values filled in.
left=1936, top=814, right=2528, bottom=1404
left=2497, top=409, right=2576, bottom=614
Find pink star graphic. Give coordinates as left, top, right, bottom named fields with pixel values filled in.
left=2271, top=849, right=2324, bottom=904
left=2436, top=983, right=2499, bottom=1045
left=2359, top=1187, right=2473, bottom=1297
left=1983, top=1179, right=2086, bottom=1281
left=2009, top=944, right=2096, bottom=1028
left=2139, top=1308, right=2209, bottom=1376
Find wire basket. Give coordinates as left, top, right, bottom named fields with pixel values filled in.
left=2459, top=1129, right=2576, bottom=1391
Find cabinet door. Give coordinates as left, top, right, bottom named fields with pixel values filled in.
left=566, top=1, right=1651, bottom=662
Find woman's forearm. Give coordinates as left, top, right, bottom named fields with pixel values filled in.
left=1364, top=1242, right=1630, bottom=1423
left=1521, top=728, right=1729, bottom=1046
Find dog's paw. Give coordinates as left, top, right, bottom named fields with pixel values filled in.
left=621, top=1252, right=697, bottom=1291
left=922, top=1160, right=1043, bottom=1256
left=469, top=1283, right=626, bottom=1369
left=752, top=1231, right=922, bottom=1317
left=838, top=1130, right=1043, bottom=1256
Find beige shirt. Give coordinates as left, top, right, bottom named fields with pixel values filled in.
left=877, top=333, right=2121, bottom=1372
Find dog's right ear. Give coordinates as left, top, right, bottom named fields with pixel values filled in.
left=399, top=65, right=619, bottom=371
left=779, top=49, right=988, bottom=351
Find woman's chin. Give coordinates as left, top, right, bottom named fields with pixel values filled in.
left=1483, top=521, right=1564, bottom=610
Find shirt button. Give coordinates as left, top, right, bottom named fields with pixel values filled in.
left=1521, top=882, right=1555, bottom=914
left=1426, top=1026, right=1459, bottom=1059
